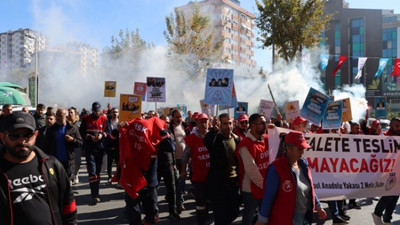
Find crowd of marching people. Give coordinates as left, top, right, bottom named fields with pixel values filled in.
left=0, top=101, right=399, bottom=225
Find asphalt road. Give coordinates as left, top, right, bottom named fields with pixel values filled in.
left=73, top=157, right=400, bottom=225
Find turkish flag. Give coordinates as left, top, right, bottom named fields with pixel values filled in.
left=390, top=58, right=400, bottom=77
left=332, top=56, right=348, bottom=77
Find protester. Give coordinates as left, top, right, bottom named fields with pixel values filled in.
left=0, top=104, right=12, bottom=134
left=182, top=113, right=211, bottom=225
left=369, top=119, right=382, bottom=135
left=35, top=112, right=56, bottom=150
left=256, top=131, right=327, bottom=225
left=0, top=112, right=77, bottom=224
left=233, top=113, right=249, bottom=139
left=372, top=117, right=400, bottom=225
left=158, top=115, right=180, bottom=221
left=33, top=103, right=46, bottom=129
left=236, top=113, right=269, bottom=225
left=67, top=106, right=82, bottom=184
left=169, top=109, right=190, bottom=212
left=204, top=113, right=241, bottom=225
left=45, top=108, right=83, bottom=183
left=80, top=101, right=109, bottom=204
left=292, top=116, right=308, bottom=133
left=104, top=107, right=120, bottom=184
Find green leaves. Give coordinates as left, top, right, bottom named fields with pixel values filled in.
left=368, top=79, right=380, bottom=90
left=256, top=0, right=331, bottom=62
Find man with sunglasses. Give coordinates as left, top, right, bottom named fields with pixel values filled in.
left=233, top=113, right=249, bottom=139
left=0, top=111, right=77, bottom=225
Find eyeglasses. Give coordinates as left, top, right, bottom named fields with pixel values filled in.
left=7, top=131, right=35, bottom=141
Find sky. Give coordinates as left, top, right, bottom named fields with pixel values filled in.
left=1, top=0, right=399, bottom=71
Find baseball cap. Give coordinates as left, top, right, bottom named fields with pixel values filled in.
left=197, top=113, right=209, bottom=120
left=2, top=111, right=36, bottom=132
left=292, top=116, right=308, bottom=127
left=284, top=131, right=311, bottom=149
left=238, top=113, right=249, bottom=122
left=192, top=112, right=200, bottom=120
left=92, top=102, right=101, bottom=112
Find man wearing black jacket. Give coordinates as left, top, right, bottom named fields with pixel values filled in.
left=45, top=108, right=83, bottom=181
left=0, top=111, right=77, bottom=224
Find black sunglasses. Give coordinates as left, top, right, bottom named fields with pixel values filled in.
left=7, top=131, right=35, bottom=141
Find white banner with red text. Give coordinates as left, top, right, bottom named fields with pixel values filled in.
left=268, top=127, right=400, bottom=200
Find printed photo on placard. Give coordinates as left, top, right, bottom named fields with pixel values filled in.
left=204, top=68, right=233, bottom=105
left=146, top=77, right=166, bottom=102
left=120, top=94, right=141, bottom=122
left=200, top=99, right=215, bottom=115
left=234, top=102, right=248, bottom=120
left=375, top=96, right=387, bottom=119
left=104, top=81, right=117, bottom=97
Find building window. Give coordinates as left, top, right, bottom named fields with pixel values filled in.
left=233, top=50, right=238, bottom=55
left=382, top=27, right=398, bottom=92
left=350, top=18, right=365, bottom=84
left=226, top=27, right=231, bottom=33
left=233, top=40, right=238, bottom=45
left=226, top=38, right=231, bottom=44
left=226, top=48, right=231, bottom=53
left=232, top=20, right=238, bottom=25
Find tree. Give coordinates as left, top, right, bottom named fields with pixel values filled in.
left=256, top=0, right=331, bottom=62
left=164, top=4, right=224, bottom=77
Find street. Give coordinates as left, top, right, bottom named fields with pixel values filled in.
left=74, top=158, right=400, bottom=225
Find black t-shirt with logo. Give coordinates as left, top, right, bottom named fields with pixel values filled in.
left=0, top=155, right=53, bottom=225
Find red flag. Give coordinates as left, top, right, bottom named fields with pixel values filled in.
left=390, top=58, right=400, bottom=77
left=118, top=117, right=166, bottom=199
left=332, top=56, right=348, bottom=77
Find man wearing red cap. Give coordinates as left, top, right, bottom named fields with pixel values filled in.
left=256, top=131, right=327, bottom=225
left=236, top=114, right=269, bottom=225
left=370, top=119, right=382, bottom=135
left=233, top=113, right=249, bottom=139
left=182, top=113, right=211, bottom=225
left=291, top=116, right=308, bottom=133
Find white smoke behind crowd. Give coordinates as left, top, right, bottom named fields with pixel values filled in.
left=6, top=1, right=368, bottom=122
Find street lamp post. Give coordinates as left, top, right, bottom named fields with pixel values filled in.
left=25, top=33, right=39, bottom=106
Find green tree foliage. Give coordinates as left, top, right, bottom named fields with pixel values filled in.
left=164, top=4, right=224, bottom=77
left=103, top=28, right=153, bottom=58
left=256, top=0, right=331, bottom=62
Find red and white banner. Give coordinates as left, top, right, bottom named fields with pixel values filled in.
left=134, top=82, right=147, bottom=95
left=268, top=127, right=400, bottom=200
left=332, top=56, right=347, bottom=77
left=390, top=58, right=400, bottom=77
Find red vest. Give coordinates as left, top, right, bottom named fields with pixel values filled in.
left=236, top=135, right=268, bottom=199
left=83, top=114, right=108, bottom=134
left=268, top=155, right=316, bottom=225
left=184, top=133, right=210, bottom=182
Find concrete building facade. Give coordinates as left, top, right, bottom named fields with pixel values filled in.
left=322, top=0, right=400, bottom=110
left=176, top=0, right=256, bottom=68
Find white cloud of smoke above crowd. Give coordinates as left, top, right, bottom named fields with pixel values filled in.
left=11, top=1, right=368, bottom=122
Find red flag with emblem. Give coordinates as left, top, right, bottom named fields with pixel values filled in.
left=332, top=56, right=347, bottom=77
left=390, top=58, right=400, bottom=77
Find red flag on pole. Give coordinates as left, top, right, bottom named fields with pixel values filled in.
left=390, top=58, right=400, bottom=77
left=332, top=56, right=347, bottom=77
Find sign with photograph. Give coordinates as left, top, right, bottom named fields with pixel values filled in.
left=204, top=68, right=233, bottom=105
left=104, top=81, right=117, bottom=97
left=120, top=94, right=142, bottom=122
left=146, top=77, right=166, bottom=102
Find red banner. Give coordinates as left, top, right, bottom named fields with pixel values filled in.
left=118, top=117, right=166, bottom=199
left=390, top=58, right=400, bottom=77
left=332, top=56, right=347, bottom=77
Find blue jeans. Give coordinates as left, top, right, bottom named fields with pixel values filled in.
left=242, top=192, right=260, bottom=225
left=85, top=149, right=104, bottom=198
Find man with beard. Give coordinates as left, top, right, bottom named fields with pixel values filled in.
left=80, top=102, right=108, bottom=204
left=45, top=108, right=83, bottom=183
left=204, top=113, right=241, bottom=225
left=0, top=112, right=77, bottom=224
left=372, top=117, right=400, bottom=225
